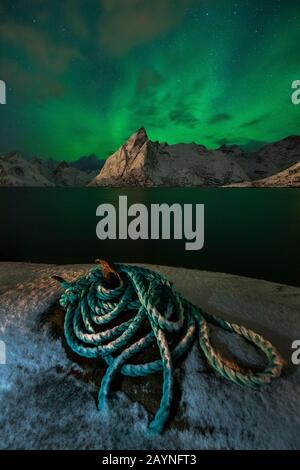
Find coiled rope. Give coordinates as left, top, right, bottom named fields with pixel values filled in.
left=53, top=261, right=283, bottom=434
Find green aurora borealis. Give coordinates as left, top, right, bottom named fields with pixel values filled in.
left=0, top=0, right=299, bottom=160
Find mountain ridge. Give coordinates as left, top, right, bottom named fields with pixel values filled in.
left=89, top=128, right=300, bottom=187
left=0, top=152, right=100, bottom=187
left=1, top=129, right=300, bottom=187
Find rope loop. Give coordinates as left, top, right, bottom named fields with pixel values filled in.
left=53, top=262, right=283, bottom=434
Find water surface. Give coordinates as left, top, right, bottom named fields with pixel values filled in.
left=0, top=188, right=299, bottom=287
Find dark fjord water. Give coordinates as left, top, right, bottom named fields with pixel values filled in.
left=0, top=188, right=299, bottom=287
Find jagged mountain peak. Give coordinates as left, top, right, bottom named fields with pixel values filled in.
left=89, top=130, right=300, bottom=187
left=126, top=127, right=149, bottom=152
left=89, top=128, right=248, bottom=187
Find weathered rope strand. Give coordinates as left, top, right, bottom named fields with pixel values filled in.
left=54, top=263, right=283, bottom=434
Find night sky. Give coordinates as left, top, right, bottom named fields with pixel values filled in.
left=0, top=0, right=299, bottom=161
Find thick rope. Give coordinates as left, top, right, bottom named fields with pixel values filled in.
left=54, top=263, right=283, bottom=434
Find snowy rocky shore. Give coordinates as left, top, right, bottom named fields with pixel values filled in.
left=0, top=262, right=299, bottom=450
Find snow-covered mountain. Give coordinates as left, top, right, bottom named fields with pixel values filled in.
left=235, top=135, right=300, bottom=180
left=89, top=128, right=300, bottom=187
left=88, top=127, right=249, bottom=187
left=0, top=153, right=99, bottom=187
left=0, top=153, right=55, bottom=186
left=1, top=131, right=300, bottom=187
left=52, top=161, right=96, bottom=186
left=230, top=161, right=300, bottom=187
